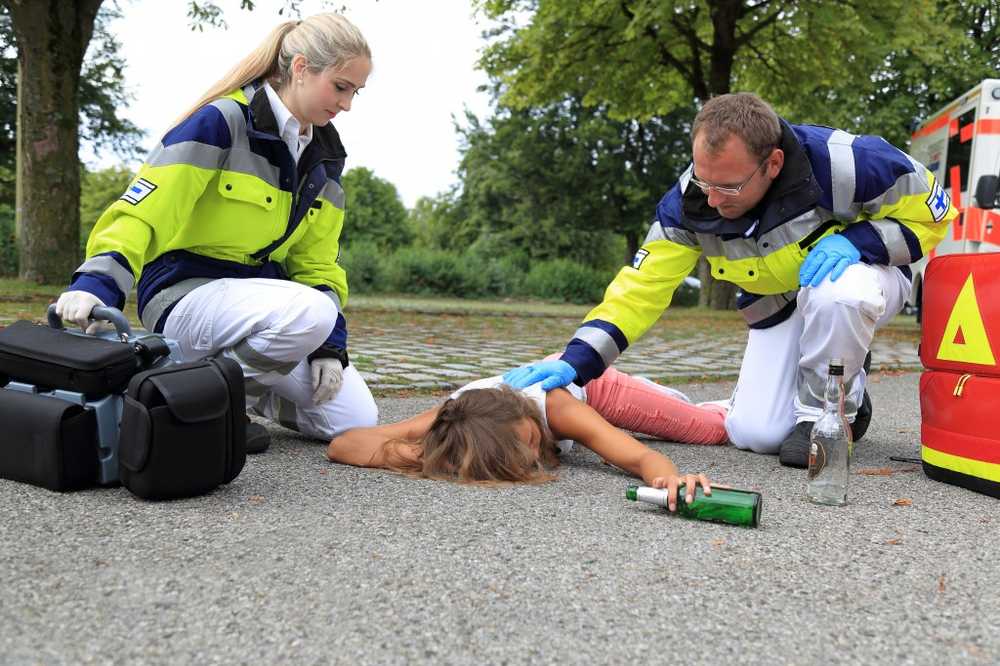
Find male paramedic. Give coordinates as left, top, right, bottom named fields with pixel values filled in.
left=505, top=92, right=956, bottom=468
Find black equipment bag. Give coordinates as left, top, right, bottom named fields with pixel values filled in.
left=0, top=320, right=140, bottom=395
left=0, top=388, right=98, bottom=491
left=119, top=357, right=246, bottom=500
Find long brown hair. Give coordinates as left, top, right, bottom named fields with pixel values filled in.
left=383, top=386, right=560, bottom=484
left=173, top=13, right=371, bottom=127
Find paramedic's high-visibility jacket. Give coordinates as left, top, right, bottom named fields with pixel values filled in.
left=561, top=121, right=958, bottom=385
left=69, top=81, right=351, bottom=352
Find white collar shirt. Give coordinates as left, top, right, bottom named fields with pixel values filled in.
left=263, top=82, right=313, bottom=165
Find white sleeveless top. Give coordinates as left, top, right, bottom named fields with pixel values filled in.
left=450, top=376, right=585, bottom=454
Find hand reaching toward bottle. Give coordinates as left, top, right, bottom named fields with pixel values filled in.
left=650, top=472, right=712, bottom=511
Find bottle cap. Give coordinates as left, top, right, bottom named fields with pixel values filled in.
left=625, top=485, right=638, bottom=501
left=828, top=358, right=844, bottom=375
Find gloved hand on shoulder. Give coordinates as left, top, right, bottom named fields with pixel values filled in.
left=503, top=359, right=577, bottom=391
left=799, top=234, right=861, bottom=287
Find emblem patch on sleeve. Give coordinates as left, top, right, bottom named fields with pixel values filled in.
left=925, top=180, right=950, bottom=223
left=120, top=178, right=157, bottom=205
left=631, top=248, right=649, bottom=270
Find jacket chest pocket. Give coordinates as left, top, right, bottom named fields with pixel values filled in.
left=217, top=175, right=285, bottom=238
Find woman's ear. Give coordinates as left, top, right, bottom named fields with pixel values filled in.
left=291, top=53, right=309, bottom=81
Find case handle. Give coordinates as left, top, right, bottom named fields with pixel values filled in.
left=47, top=304, right=133, bottom=342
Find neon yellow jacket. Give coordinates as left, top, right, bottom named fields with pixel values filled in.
left=69, top=82, right=351, bottom=350
left=561, top=122, right=957, bottom=384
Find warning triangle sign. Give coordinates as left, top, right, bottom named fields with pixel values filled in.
left=937, top=273, right=997, bottom=366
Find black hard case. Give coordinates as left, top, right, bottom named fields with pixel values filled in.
left=0, top=321, right=139, bottom=395
left=119, top=357, right=246, bottom=500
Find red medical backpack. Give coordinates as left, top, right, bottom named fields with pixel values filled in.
left=920, top=253, right=1000, bottom=499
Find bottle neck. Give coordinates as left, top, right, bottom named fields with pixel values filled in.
left=823, top=372, right=845, bottom=413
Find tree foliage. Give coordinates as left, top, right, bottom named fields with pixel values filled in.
left=341, top=167, right=412, bottom=250
left=455, top=98, right=693, bottom=269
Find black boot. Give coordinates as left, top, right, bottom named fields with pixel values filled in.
left=246, top=417, right=271, bottom=454
left=851, top=390, right=872, bottom=443
left=778, top=421, right=814, bottom=468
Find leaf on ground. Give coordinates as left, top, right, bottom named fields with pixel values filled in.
left=885, top=538, right=902, bottom=545
left=248, top=495, right=265, bottom=504
left=893, top=498, right=913, bottom=506
left=711, top=539, right=725, bottom=547
left=938, top=574, right=946, bottom=592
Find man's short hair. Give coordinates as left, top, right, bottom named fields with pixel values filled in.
left=692, top=93, right=782, bottom=160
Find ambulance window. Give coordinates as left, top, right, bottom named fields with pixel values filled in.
left=944, top=108, right=976, bottom=191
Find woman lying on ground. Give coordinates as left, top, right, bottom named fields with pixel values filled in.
left=327, top=360, right=729, bottom=510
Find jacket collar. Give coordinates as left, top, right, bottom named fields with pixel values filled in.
left=680, top=120, right=823, bottom=237
left=244, top=80, right=347, bottom=161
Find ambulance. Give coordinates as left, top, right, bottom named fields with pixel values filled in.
left=907, top=78, right=1000, bottom=321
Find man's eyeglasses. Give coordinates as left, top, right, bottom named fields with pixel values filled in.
left=690, top=154, right=771, bottom=197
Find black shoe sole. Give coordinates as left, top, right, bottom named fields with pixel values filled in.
left=246, top=422, right=271, bottom=454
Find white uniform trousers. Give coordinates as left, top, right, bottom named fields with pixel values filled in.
left=724, top=263, right=911, bottom=454
left=162, top=278, right=378, bottom=441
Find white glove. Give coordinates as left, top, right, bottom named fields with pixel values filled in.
left=55, top=291, right=105, bottom=333
left=310, top=358, right=344, bottom=404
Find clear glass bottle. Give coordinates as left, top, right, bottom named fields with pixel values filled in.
left=625, top=484, right=762, bottom=527
left=807, top=358, right=852, bottom=506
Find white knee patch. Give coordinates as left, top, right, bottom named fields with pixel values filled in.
left=725, top=413, right=785, bottom=454
left=800, top=264, right=886, bottom=324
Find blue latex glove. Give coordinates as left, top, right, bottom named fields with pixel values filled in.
left=502, top=360, right=577, bottom=391
left=799, top=234, right=861, bottom=287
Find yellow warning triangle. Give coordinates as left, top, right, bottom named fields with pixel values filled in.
left=937, top=273, right=997, bottom=366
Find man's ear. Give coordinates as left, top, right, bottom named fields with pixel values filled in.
left=767, top=148, right=785, bottom=178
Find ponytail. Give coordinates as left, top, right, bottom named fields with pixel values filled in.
left=171, top=13, right=370, bottom=129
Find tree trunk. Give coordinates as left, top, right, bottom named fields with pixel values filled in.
left=7, top=0, right=102, bottom=284
left=698, top=0, right=741, bottom=310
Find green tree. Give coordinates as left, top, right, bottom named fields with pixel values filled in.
left=474, top=0, right=942, bottom=308
left=79, top=165, right=134, bottom=248
left=341, top=167, right=412, bottom=250
left=408, top=186, right=473, bottom=251
left=0, top=0, right=302, bottom=284
left=456, top=98, right=693, bottom=268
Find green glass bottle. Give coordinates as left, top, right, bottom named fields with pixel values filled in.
left=625, top=484, right=762, bottom=528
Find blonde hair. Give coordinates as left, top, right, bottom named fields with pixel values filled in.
left=383, top=387, right=560, bottom=485
left=174, top=13, right=371, bottom=126
left=692, top=92, right=782, bottom=161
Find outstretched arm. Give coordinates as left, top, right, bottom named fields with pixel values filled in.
left=544, top=388, right=711, bottom=511
left=327, top=406, right=440, bottom=469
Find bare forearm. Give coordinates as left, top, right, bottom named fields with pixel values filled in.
left=636, top=450, right=679, bottom=485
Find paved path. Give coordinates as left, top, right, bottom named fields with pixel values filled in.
left=349, top=316, right=922, bottom=392
left=2, top=371, right=997, bottom=664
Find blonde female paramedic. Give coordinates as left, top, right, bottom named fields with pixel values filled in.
left=55, top=14, right=377, bottom=453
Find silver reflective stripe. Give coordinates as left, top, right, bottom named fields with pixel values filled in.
left=572, top=325, right=622, bottom=367
left=208, top=98, right=247, bottom=150
left=244, top=377, right=270, bottom=398
left=139, top=277, right=215, bottom=331
left=662, top=225, right=698, bottom=247
left=147, top=141, right=227, bottom=171
left=738, top=290, right=798, bottom=326
left=644, top=219, right=667, bottom=243
left=76, top=255, right=135, bottom=295
left=315, top=288, right=342, bottom=312
left=277, top=396, right=300, bottom=432
left=710, top=237, right=759, bottom=260
left=860, top=170, right=930, bottom=215
left=319, top=179, right=346, bottom=209
left=827, top=130, right=857, bottom=216
left=227, top=149, right=282, bottom=190
left=233, top=339, right=297, bottom=375
left=870, top=220, right=912, bottom=265
left=759, top=209, right=830, bottom=252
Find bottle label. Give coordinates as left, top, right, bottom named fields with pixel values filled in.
left=807, top=440, right=826, bottom=479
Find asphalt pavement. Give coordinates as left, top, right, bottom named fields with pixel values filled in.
left=1, top=370, right=997, bottom=665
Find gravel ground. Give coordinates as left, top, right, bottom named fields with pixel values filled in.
left=1, top=371, right=997, bottom=665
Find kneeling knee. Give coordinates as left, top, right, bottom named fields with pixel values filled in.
left=725, top=416, right=784, bottom=454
